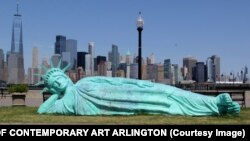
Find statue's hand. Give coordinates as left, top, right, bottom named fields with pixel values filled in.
left=48, top=88, right=62, bottom=96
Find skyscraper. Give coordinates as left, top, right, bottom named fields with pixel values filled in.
left=211, top=55, right=220, bottom=81
left=147, top=64, right=157, bottom=81
left=194, top=62, right=206, bottom=83
left=85, top=54, right=91, bottom=76
left=130, top=63, right=138, bottom=79
left=171, top=64, right=179, bottom=85
left=125, top=50, right=131, bottom=65
left=55, top=35, right=66, bottom=54
left=163, top=59, right=171, bottom=79
left=206, top=57, right=215, bottom=82
left=11, top=3, right=23, bottom=55
left=96, top=56, right=106, bottom=66
left=183, top=57, right=197, bottom=80
left=0, top=49, right=4, bottom=81
left=66, top=39, right=77, bottom=70
left=28, top=47, right=40, bottom=84
left=32, top=47, right=38, bottom=68
left=51, top=54, right=61, bottom=67
left=77, top=52, right=88, bottom=70
left=126, top=51, right=131, bottom=78
left=111, top=44, right=120, bottom=77
left=41, top=57, right=50, bottom=75
left=147, top=53, right=155, bottom=65
left=8, top=3, right=25, bottom=83
left=88, top=42, right=94, bottom=75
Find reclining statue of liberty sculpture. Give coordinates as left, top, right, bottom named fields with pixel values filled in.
left=37, top=60, right=240, bottom=116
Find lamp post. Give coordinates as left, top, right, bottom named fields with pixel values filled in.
left=230, top=72, right=234, bottom=87
left=137, top=12, right=144, bottom=80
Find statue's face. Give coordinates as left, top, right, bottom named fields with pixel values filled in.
left=48, top=73, right=69, bottom=93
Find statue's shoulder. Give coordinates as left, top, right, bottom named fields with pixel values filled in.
left=75, top=76, right=107, bottom=84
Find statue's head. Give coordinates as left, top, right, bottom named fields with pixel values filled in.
left=44, top=68, right=71, bottom=93
left=35, top=59, right=73, bottom=94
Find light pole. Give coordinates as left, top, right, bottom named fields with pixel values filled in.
left=137, top=12, right=144, bottom=80
left=230, top=72, right=234, bottom=87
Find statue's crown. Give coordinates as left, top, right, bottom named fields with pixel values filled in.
left=44, top=68, right=65, bottom=85
left=34, top=59, right=71, bottom=88
left=34, top=59, right=71, bottom=94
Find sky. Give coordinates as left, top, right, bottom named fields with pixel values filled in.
left=0, top=0, right=250, bottom=76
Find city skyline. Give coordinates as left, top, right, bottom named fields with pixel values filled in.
left=0, top=0, right=250, bottom=75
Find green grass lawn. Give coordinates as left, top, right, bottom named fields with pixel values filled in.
left=0, top=107, right=250, bottom=124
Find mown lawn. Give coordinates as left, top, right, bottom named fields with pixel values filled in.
left=0, top=107, right=249, bottom=124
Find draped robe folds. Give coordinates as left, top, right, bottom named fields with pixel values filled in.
left=40, top=76, right=224, bottom=116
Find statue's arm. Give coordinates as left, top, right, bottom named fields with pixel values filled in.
left=37, top=94, right=60, bottom=114
left=86, top=76, right=154, bottom=88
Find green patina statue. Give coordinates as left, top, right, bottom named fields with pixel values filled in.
left=37, top=60, right=240, bottom=116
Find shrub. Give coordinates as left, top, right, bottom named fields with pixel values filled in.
left=8, top=84, right=28, bottom=93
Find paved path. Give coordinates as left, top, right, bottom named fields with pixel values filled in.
left=0, top=90, right=42, bottom=107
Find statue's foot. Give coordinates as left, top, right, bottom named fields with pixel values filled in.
left=216, top=93, right=240, bottom=115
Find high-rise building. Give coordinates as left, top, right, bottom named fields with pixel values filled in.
left=147, top=53, right=155, bottom=65
left=66, top=39, right=77, bottom=70
left=8, top=3, right=25, bottom=83
left=88, top=42, right=94, bottom=75
left=41, top=57, right=50, bottom=75
left=116, top=70, right=125, bottom=77
left=133, top=53, right=137, bottom=64
left=147, top=64, right=157, bottom=81
left=111, top=44, right=120, bottom=77
left=51, top=54, right=61, bottom=67
left=55, top=35, right=66, bottom=54
left=206, top=57, right=215, bottom=82
left=193, top=62, right=206, bottom=83
left=117, top=63, right=127, bottom=77
left=181, top=66, right=188, bottom=80
left=7, top=53, right=19, bottom=83
left=32, top=47, right=38, bottom=68
left=28, top=47, right=40, bottom=84
left=94, top=58, right=97, bottom=72
left=163, top=59, right=171, bottom=79
left=3, top=62, right=8, bottom=82
left=97, top=61, right=107, bottom=76
left=206, top=55, right=220, bottom=82
left=77, top=52, right=88, bottom=70
left=142, top=64, right=147, bottom=80
left=0, top=49, right=4, bottom=81
left=85, top=54, right=91, bottom=76
left=126, top=50, right=131, bottom=65
left=11, top=4, right=23, bottom=55
left=130, top=63, right=138, bottom=79
left=27, top=68, right=39, bottom=85
left=126, top=65, right=130, bottom=78
left=96, top=56, right=106, bottom=74
left=156, top=64, right=164, bottom=82
left=96, top=56, right=106, bottom=66
left=126, top=50, right=131, bottom=78
left=171, top=64, right=179, bottom=85
left=62, top=52, right=71, bottom=68
left=183, top=57, right=197, bottom=80
left=106, top=61, right=112, bottom=77
left=120, top=55, right=126, bottom=63
left=211, top=55, right=220, bottom=81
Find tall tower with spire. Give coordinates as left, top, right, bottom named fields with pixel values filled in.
left=7, top=1, right=25, bottom=83
left=11, top=1, right=23, bottom=55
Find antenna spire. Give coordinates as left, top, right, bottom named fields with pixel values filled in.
left=17, top=0, right=19, bottom=15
